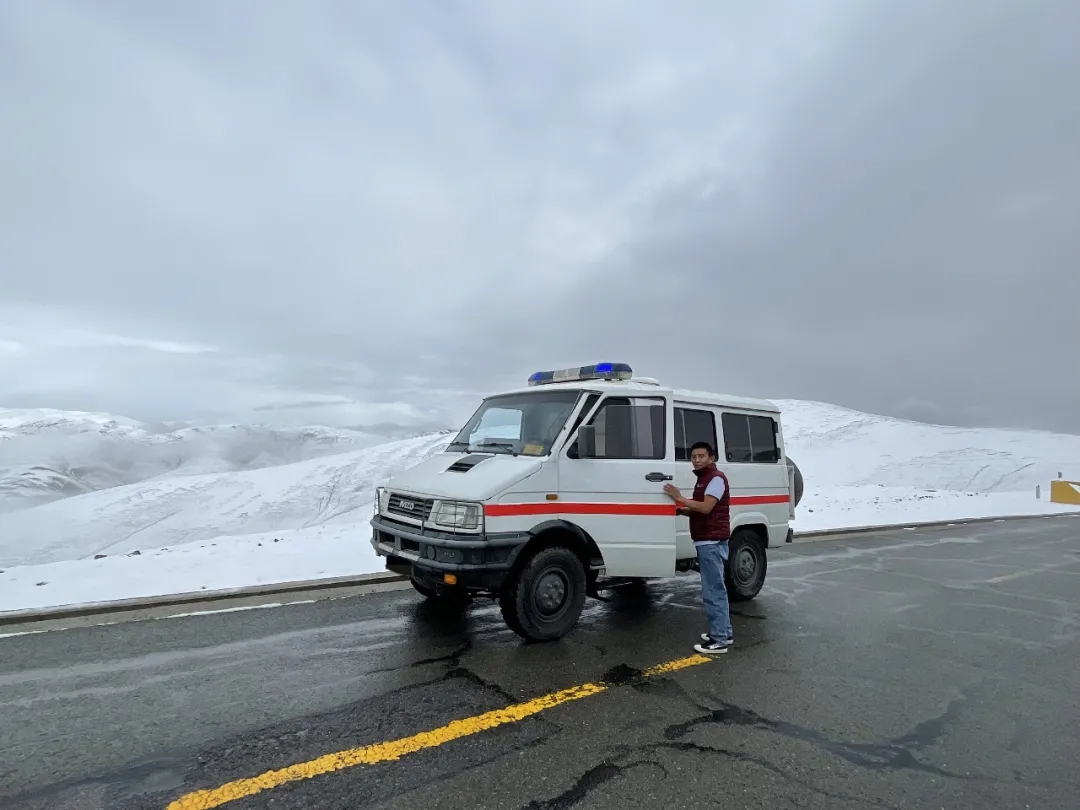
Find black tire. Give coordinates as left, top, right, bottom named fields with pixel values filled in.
left=787, top=456, right=804, bottom=507
left=499, top=546, right=587, bottom=642
left=725, top=527, right=767, bottom=601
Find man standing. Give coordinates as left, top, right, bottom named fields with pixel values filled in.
left=664, top=441, right=733, bottom=655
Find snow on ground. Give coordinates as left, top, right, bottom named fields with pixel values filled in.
left=0, top=524, right=376, bottom=613
left=1, top=400, right=1079, bottom=614
left=791, top=486, right=1077, bottom=532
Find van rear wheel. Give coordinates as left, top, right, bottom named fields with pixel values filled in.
left=499, top=546, right=586, bottom=642
left=725, top=527, right=767, bottom=601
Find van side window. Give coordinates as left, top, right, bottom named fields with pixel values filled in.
left=748, top=414, right=780, bottom=462
left=721, top=412, right=779, bottom=463
left=580, top=396, right=665, bottom=460
left=674, top=407, right=717, bottom=461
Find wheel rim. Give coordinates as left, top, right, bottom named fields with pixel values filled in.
left=733, top=545, right=759, bottom=588
left=532, top=566, right=570, bottom=618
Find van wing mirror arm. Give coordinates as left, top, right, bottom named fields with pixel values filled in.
left=576, top=425, right=597, bottom=458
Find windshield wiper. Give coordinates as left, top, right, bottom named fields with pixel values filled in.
left=472, top=441, right=519, bottom=456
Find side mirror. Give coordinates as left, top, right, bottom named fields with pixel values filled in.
left=576, top=425, right=597, bottom=458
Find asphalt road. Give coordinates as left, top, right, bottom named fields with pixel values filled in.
left=2, top=515, right=1078, bottom=810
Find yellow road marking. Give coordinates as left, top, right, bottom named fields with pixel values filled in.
left=166, top=654, right=711, bottom=810
left=643, top=655, right=710, bottom=676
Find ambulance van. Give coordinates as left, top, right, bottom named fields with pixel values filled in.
left=370, top=363, right=803, bottom=642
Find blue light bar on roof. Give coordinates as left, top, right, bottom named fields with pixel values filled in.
left=527, top=363, right=634, bottom=386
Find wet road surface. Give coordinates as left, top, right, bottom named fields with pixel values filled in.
left=1, top=515, right=1078, bottom=809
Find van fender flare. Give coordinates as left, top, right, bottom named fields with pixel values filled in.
left=730, top=511, right=771, bottom=546
left=517, top=519, right=601, bottom=566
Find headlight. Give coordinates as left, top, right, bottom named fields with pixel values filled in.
left=375, top=487, right=389, bottom=515
left=432, top=500, right=482, bottom=530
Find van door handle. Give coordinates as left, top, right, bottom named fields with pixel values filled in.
left=645, top=472, right=672, bottom=482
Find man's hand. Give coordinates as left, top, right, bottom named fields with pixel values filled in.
left=663, top=483, right=716, bottom=514
left=663, top=483, right=684, bottom=503
left=672, top=493, right=717, bottom=515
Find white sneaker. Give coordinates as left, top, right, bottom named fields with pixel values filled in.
left=694, top=639, right=730, bottom=655
left=701, top=633, right=733, bottom=646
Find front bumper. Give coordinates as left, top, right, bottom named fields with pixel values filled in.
left=370, top=514, right=531, bottom=591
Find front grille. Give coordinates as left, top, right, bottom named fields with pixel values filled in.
left=387, top=492, right=434, bottom=521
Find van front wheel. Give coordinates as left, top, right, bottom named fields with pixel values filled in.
left=725, top=528, right=767, bottom=601
left=500, top=546, right=587, bottom=642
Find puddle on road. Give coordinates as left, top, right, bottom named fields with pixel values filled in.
left=600, top=663, right=643, bottom=685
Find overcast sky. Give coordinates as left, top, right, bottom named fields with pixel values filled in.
left=2, top=0, right=1077, bottom=433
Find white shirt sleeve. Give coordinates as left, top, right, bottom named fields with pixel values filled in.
left=704, top=476, right=727, bottom=500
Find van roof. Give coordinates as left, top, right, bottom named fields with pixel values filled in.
left=670, top=387, right=781, bottom=414
left=494, top=379, right=781, bottom=414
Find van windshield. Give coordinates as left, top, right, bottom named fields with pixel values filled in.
left=446, top=390, right=582, bottom=456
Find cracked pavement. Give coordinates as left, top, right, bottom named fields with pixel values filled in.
left=1, top=515, right=1078, bottom=809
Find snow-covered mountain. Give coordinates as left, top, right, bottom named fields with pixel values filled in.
left=0, top=431, right=452, bottom=567
left=1, top=399, right=1077, bottom=571
left=775, top=400, right=1077, bottom=492
left=0, top=407, right=407, bottom=513
left=0, top=407, right=145, bottom=439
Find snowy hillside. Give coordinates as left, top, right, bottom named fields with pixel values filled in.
left=776, top=400, right=1077, bottom=492
left=0, top=431, right=452, bottom=567
left=0, top=407, right=396, bottom=513
left=2, top=399, right=1078, bottom=613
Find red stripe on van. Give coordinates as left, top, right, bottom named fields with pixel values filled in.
left=484, top=494, right=790, bottom=518
left=732, top=494, right=792, bottom=506
left=484, top=502, right=676, bottom=518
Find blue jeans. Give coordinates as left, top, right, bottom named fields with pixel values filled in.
left=696, top=541, right=732, bottom=641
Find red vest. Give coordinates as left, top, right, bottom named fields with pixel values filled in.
left=689, top=464, right=730, bottom=541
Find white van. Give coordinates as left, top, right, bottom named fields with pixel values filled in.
left=370, top=363, right=803, bottom=641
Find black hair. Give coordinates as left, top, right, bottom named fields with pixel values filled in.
left=689, top=441, right=716, bottom=458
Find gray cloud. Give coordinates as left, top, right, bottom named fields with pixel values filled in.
left=1, top=0, right=1077, bottom=432
left=449, top=0, right=1080, bottom=431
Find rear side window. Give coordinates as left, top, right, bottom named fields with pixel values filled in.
left=580, top=396, right=666, bottom=459
left=675, top=407, right=718, bottom=461
left=721, top=412, right=780, bottom=463
left=748, top=415, right=780, bottom=462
